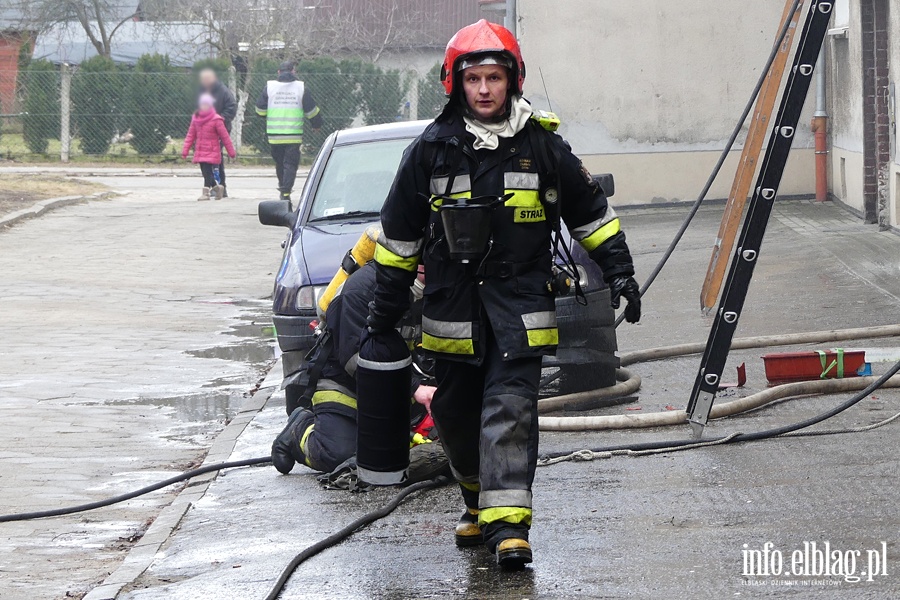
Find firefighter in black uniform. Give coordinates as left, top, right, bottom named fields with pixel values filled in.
left=358, top=20, right=641, bottom=569
left=270, top=262, right=436, bottom=475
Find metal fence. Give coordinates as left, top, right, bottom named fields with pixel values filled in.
left=0, top=65, right=447, bottom=162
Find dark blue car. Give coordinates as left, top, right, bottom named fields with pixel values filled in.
left=259, top=120, right=619, bottom=411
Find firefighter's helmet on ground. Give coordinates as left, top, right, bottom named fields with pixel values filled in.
left=440, top=19, right=525, bottom=96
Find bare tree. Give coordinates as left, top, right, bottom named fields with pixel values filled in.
left=282, top=1, right=446, bottom=63
left=143, top=0, right=318, bottom=151
left=9, top=0, right=139, bottom=58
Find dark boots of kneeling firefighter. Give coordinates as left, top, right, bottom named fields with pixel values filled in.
left=271, top=262, right=439, bottom=477
left=365, top=20, right=640, bottom=569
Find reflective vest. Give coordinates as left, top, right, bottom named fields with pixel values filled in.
left=266, top=80, right=305, bottom=144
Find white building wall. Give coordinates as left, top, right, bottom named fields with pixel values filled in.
left=517, top=0, right=816, bottom=206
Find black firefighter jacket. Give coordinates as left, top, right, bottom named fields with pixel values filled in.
left=373, top=108, right=635, bottom=363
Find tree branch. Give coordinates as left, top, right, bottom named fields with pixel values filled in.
left=90, top=0, right=110, bottom=55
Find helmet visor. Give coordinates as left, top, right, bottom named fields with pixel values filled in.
left=457, top=53, right=513, bottom=72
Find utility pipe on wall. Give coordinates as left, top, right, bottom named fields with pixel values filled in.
left=812, top=51, right=828, bottom=201
left=505, top=0, right=517, bottom=35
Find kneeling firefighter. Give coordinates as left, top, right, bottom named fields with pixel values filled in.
left=271, top=255, right=437, bottom=476
left=356, top=20, right=641, bottom=569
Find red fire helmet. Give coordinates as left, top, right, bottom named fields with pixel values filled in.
left=441, top=19, right=525, bottom=96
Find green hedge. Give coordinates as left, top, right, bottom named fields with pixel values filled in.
left=17, top=54, right=414, bottom=159
left=246, top=57, right=410, bottom=154
left=22, top=60, right=60, bottom=154
left=72, top=56, right=119, bottom=155
left=124, top=54, right=194, bottom=155
left=418, top=63, right=447, bottom=121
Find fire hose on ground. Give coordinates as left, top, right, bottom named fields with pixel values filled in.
left=537, top=323, right=900, bottom=430
left=2, top=323, right=898, bottom=527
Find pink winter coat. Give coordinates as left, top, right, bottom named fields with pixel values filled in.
left=182, top=109, right=236, bottom=164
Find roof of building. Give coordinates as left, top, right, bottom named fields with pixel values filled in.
left=31, top=20, right=215, bottom=66
left=0, top=8, right=26, bottom=32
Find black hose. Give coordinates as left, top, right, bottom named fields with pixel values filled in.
left=4, top=359, right=896, bottom=524
left=263, top=475, right=451, bottom=600
left=0, top=457, right=271, bottom=523
left=614, top=0, right=802, bottom=328
left=264, top=362, right=899, bottom=598
left=541, top=359, right=900, bottom=459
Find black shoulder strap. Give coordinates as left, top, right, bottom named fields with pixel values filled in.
left=527, top=122, right=587, bottom=304
left=296, top=329, right=334, bottom=405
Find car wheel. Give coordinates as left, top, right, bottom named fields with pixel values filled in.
left=285, top=384, right=304, bottom=416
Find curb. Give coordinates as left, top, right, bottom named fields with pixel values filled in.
left=83, top=359, right=283, bottom=600
left=0, top=191, right=118, bottom=229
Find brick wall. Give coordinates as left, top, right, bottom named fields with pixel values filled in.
left=0, top=32, right=27, bottom=115
left=860, top=0, right=890, bottom=224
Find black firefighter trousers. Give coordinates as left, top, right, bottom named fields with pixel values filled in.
left=291, top=403, right=357, bottom=474
left=270, top=143, right=301, bottom=195
left=430, top=327, right=542, bottom=551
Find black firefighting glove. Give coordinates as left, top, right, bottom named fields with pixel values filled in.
left=609, top=275, right=641, bottom=323
left=366, top=300, right=399, bottom=334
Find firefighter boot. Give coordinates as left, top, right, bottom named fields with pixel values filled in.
left=271, top=407, right=314, bottom=474
left=198, top=187, right=210, bottom=201
left=496, top=538, right=533, bottom=570
left=455, top=484, right=482, bottom=547
left=456, top=509, right=482, bottom=547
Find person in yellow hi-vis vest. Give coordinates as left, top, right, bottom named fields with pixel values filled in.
left=255, top=61, right=323, bottom=201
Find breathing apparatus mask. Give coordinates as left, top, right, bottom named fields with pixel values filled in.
left=430, top=193, right=511, bottom=263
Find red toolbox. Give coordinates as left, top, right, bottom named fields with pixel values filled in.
left=762, top=349, right=867, bottom=385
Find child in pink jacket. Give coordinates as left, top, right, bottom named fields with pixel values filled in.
left=182, top=93, right=236, bottom=201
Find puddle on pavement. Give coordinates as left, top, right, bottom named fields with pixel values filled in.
left=106, top=390, right=243, bottom=424
left=102, top=305, right=278, bottom=432
left=186, top=308, right=277, bottom=366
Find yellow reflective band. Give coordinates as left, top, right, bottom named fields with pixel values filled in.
left=269, top=136, right=304, bottom=144
left=506, top=190, right=545, bottom=222
left=504, top=189, right=541, bottom=208
left=430, top=192, right=471, bottom=211
left=460, top=481, right=481, bottom=492
left=307, top=106, right=321, bottom=118
left=375, top=242, right=420, bottom=272
left=255, top=107, right=268, bottom=116
left=299, top=424, right=315, bottom=467
left=478, top=507, right=532, bottom=527
left=579, top=218, right=621, bottom=252
left=311, top=390, right=357, bottom=410
left=514, top=206, right=545, bottom=223
left=422, top=332, right=474, bottom=355
left=526, top=328, right=559, bottom=347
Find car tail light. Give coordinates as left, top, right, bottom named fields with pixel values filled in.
left=296, top=285, right=327, bottom=311
left=296, top=286, right=316, bottom=310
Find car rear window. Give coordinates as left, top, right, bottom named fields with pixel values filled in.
left=308, top=138, right=413, bottom=221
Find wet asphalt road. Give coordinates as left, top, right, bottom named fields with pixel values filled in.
left=122, top=200, right=900, bottom=600
left=0, top=171, right=287, bottom=599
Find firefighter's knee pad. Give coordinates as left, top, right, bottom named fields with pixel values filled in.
left=356, top=329, right=412, bottom=485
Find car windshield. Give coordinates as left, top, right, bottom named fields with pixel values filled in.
left=308, top=138, right=413, bottom=222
